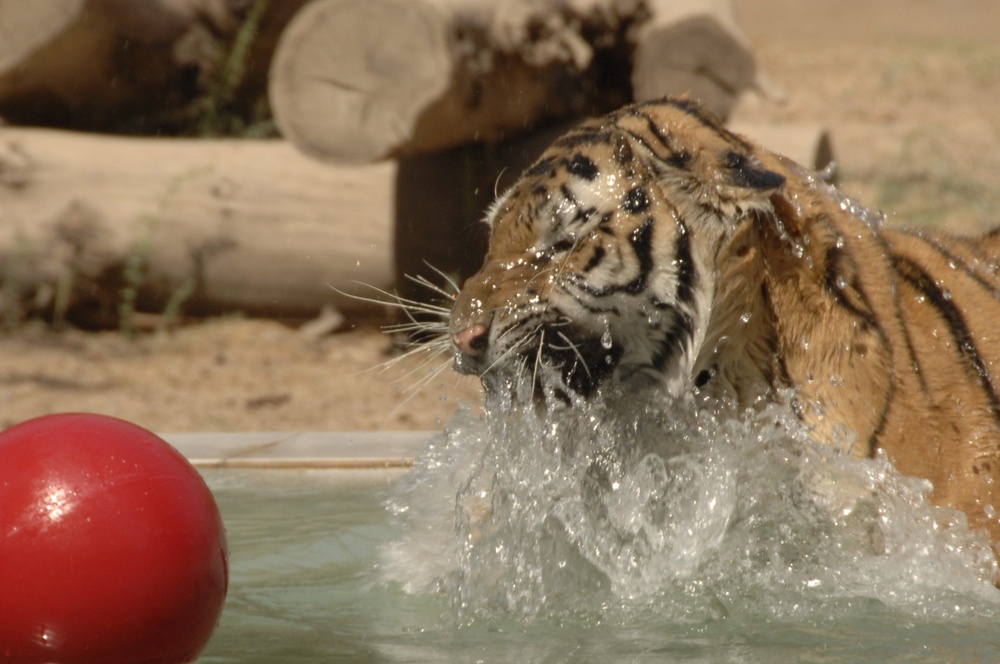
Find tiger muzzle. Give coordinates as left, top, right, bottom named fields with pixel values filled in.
left=451, top=322, right=490, bottom=376
left=451, top=314, right=624, bottom=400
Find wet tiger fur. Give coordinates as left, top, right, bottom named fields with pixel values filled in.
left=448, top=97, right=1000, bottom=550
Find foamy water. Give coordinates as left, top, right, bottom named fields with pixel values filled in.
left=382, top=392, right=1000, bottom=624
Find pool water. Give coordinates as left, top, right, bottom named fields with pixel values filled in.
left=199, top=398, right=1000, bottom=663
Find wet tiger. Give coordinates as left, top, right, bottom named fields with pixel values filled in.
left=447, top=97, right=1000, bottom=550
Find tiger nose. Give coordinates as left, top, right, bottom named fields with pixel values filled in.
left=452, top=323, right=489, bottom=358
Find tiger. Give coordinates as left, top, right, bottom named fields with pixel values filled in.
left=446, top=96, right=1000, bottom=552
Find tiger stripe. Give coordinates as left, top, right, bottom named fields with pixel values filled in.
left=891, top=251, right=1000, bottom=426
left=903, top=229, right=1000, bottom=303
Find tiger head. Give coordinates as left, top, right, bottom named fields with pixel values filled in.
left=449, top=99, right=787, bottom=402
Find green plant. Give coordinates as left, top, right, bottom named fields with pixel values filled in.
left=0, top=238, right=29, bottom=331
left=119, top=169, right=208, bottom=338
left=197, top=0, right=274, bottom=138
left=117, top=231, right=148, bottom=339
left=157, top=276, right=197, bottom=335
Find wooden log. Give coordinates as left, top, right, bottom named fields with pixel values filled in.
left=0, top=0, right=214, bottom=127
left=269, top=0, right=756, bottom=165
left=631, top=0, right=757, bottom=114
left=0, top=128, right=397, bottom=325
left=0, top=0, right=83, bottom=74
left=0, top=0, right=308, bottom=133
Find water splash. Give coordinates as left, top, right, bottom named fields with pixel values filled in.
left=382, top=391, right=1000, bottom=624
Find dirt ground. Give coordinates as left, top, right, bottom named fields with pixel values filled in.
left=2, top=0, right=999, bottom=434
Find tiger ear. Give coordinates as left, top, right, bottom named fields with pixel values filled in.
left=721, top=151, right=785, bottom=192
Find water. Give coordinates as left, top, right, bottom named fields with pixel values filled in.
left=200, top=396, right=1000, bottom=663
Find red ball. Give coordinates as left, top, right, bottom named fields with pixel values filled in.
left=0, top=413, right=228, bottom=664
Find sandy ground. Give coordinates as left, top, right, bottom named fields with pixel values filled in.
left=2, top=0, right=999, bottom=434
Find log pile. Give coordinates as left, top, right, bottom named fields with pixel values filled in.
left=269, top=0, right=761, bottom=163
left=0, top=0, right=832, bottom=328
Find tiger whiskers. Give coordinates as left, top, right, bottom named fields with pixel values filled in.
left=481, top=322, right=543, bottom=379
left=532, top=328, right=546, bottom=394
left=337, top=286, right=450, bottom=339
left=551, top=330, right=594, bottom=380
left=394, top=349, right=457, bottom=398
left=384, top=338, right=453, bottom=388
left=409, top=266, right=462, bottom=303
left=329, top=273, right=461, bottom=404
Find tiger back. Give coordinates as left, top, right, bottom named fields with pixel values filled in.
left=448, top=97, right=1000, bottom=549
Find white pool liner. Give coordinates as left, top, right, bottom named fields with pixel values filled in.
left=162, top=431, right=435, bottom=469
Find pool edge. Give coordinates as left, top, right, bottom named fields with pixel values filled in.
left=161, top=430, right=437, bottom=470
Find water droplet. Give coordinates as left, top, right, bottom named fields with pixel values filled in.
left=835, top=275, right=848, bottom=290
left=739, top=312, right=752, bottom=325
left=601, top=328, right=613, bottom=349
